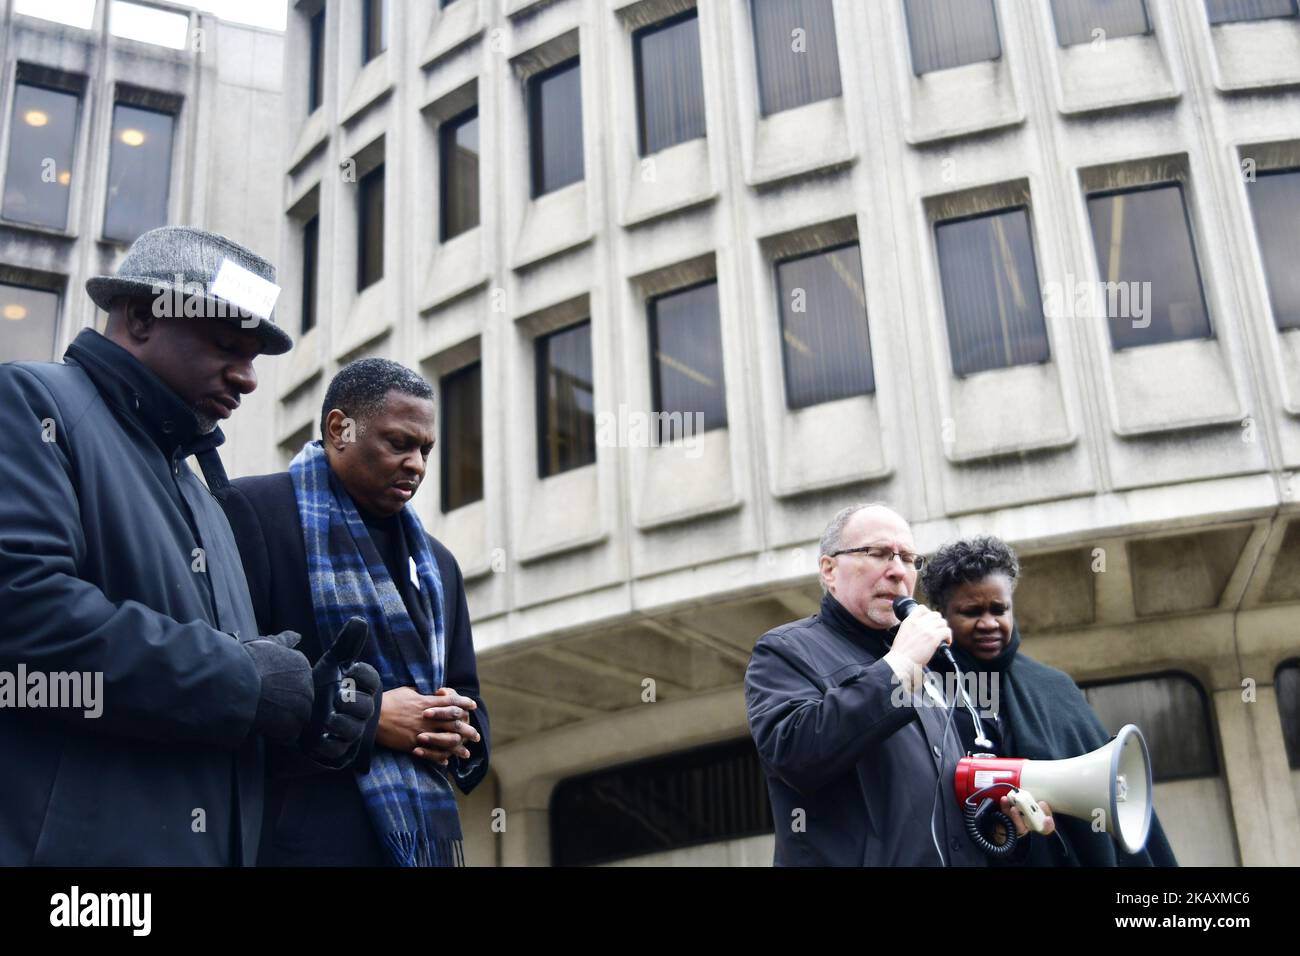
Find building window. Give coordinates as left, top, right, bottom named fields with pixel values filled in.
left=0, top=281, right=59, bottom=363
left=528, top=58, right=584, bottom=198
left=550, top=739, right=774, bottom=866
left=1085, top=183, right=1211, bottom=350
left=536, top=321, right=596, bottom=478
left=776, top=243, right=875, bottom=410
left=440, top=362, right=483, bottom=512
left=1204, top=0, right=1297, bottom=24
left=1244, top=169, right=1300, bottom=331
left=103, top=102, right=174, bottom=244
left=935, top=207, right=1050, bottom=377
left=300, top=215, right=319, bottom=334
left=308, top=8, right=325, bottom=113
left=439, top=107, right=480, bottom=241
left=1081, top=673, right=1218, bottom=782
left=751, top=0, right=842, bottom=116
left=649, top=281, right=727, bottom=443
left=357, top=164, right=384, bottom=291
left=1050, top=0, right=1150, bottom=46
left=634, top=11, right=706, bottom=156
left=362, top=0, right=388, bottom=63
left=1277, top=661, right=1300, bottom=771
left=903, top=0, right=1002, bottom=75
left=2, top=83, right=79, bottom=230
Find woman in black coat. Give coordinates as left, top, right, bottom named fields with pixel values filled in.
left=920, top=535, right=1178, bottom=867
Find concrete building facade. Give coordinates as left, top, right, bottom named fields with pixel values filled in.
left=233, top=0, right=1299, bottom=866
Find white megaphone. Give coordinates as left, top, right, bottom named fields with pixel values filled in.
left=953, top=724, right=1153, bottom=854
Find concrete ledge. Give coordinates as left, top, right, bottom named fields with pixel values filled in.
left=332, top=279, right=393, bottom=360
left=1206, top=17, right=1300, bottom=94
left=622, top=137, right=716, bottom=227
left=512, top=182, right=593, bottom=270
left=421, top=227, right=490, bottom=313
left=1108, top=338, right=1243, bottom=435
left=1051, top=33, right=1179, bottom=116
left=747, top=96, right=854, bottom=188
left=945, top=362, right=1075, bottom=461
left=517, top=464, right=609, bottom=563
left=339, top=52, right=394, bottom=127
left=421, top=0, right=485, bottom=70
left=772, top=394, right=891, bottom=497
left=633, top=428, right=739, bottom=529
left=903, top=58, right=1024, bottom=146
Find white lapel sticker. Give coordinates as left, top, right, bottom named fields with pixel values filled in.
left=409, top=557, right=420, bottom=589
left=210, top=258, right=282, bottom=320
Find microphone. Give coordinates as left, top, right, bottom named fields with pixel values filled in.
left=891, top=596, right=958, bottom=670
left=892, top=596, right=993, bottom=751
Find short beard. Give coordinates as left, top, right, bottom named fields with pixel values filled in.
left=192, top=410, right=220, bottom=435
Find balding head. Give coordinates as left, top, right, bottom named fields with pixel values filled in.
left=819, top=502, right=909, bottom=558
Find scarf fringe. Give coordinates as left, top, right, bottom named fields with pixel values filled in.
left=384, top=832, right=465, bottom=868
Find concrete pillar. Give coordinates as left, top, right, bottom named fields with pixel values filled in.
left=1213, top=686, right=1300, bottom=865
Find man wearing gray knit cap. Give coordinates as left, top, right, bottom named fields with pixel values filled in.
left=0, top=226, right=380, bottom=865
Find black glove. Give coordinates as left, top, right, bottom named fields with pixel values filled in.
left=301, top=617, right=381, bottom=769
left=243, top=631, right=314, bottom=746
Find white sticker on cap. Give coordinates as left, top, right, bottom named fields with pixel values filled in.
left=210, top=258, right=281, bottom=320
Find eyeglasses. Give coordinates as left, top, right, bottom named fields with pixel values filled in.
left=829, top=545, right=925, bottom=570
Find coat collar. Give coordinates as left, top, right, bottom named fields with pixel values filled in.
left=819, top=591, right=896, bottom=659
left=64, top=328, right=226, bottom=461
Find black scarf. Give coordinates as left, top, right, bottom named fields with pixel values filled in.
left=933, top=623, right=1178, bottom=867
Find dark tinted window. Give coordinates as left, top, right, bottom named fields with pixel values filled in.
left=1277, top=661, right=1300, bottom=770
left=536, top=321, right=596, bottom=477
left=635, top=12, right=706, bottom=155
left=440, top=108, right=480, bottom=241
left=363, top=0, right=387, bottom=62
left=776, top=243, right=875, bottom=409
left=440, top=362, right=483, bottom=512
left=751, top=0, right=842, bottom=116
left=3, top=83, right=79, bottom=230
left=1244, top=169, right=1300, bottom=331
left=1204, top=0, right=1297, bottom=24
left=649, top=281, right=727, bottom=443
left=1086, top=183, right=1211, bottom=350
left=1050, top=0, right=1150, bottom=46
left=935, top=207, right=1051, bottom=377
left=529, top=59, right=584, bottom=198
left=103, top=103, right=173, bottom=244
left=301, top=215, right=318, bottom=334
left=904, top=0, right=1002, bottom=74
left=308, top=8, right=325, bottom=112
left=1081, top=673, right=1218, bottom=782
left=551, top=739, right=773, bottom=866
left=0, top=282, right=59, bottom=363
left=358, top=164, right=384, bottom=290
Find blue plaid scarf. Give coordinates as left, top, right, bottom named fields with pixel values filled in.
left=290, top=440, right=464, bottom=867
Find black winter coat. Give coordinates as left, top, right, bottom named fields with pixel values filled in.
left=219, top=472, right=490, bottom=866
left=746, top=593, right=988, bottom=867
left=0, top=330, right=268, bottom=865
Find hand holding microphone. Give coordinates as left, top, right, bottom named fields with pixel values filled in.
left=890, top=596, right=953, bottom=669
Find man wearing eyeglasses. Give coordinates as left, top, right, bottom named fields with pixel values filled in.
left=745, top=502, right=1018, bottom=866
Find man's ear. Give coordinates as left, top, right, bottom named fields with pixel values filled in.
left=324, top=408, right=354, bottom=451
left=120, top=298, right=158, bottom=343
left=819, top=555, right=836, bottom=593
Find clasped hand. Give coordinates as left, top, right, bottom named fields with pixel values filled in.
left=377, top=685, right=480, bottom=767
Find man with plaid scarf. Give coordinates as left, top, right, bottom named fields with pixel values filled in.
left=221, top=358, right=489, bottom=866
